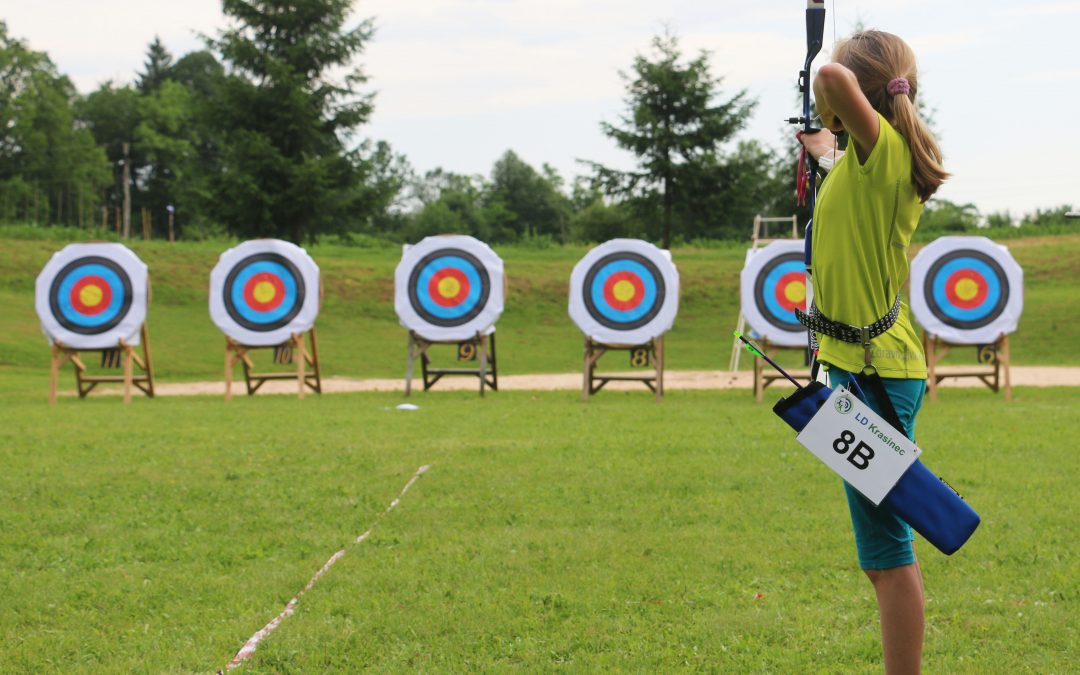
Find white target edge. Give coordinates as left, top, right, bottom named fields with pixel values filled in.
left=568, top=238, right=680, bottom=345
left=910, top=236, right=1023, bottom=344
left=739, top=240, right=807, bottom=348
left=209, top=239, right=321, bottom=347
left=35, top=242, right=148, bottom=349
left=394, top=235, right=505, bottom=342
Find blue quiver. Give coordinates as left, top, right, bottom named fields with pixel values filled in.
left=773, top=383, right=980, bottom=555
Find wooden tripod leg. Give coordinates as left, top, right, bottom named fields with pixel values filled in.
left=225, top=338, right=234, bottom=401
left=405, top=331, right=415, bottom=397
left=295, top=332, right=306, bottom=400
left=120, top=339, right=134, bottom=405
left=49, top=342, right=64, bottom=404
left=478, top=332, right=488, bottom=398
left=1001, top=333, right=1012, bottom=402
left=654, top=336, right=664, bottom=401
left=582, top=338, right=592, bottom=402
left=141, top=323, right=155, bottom=397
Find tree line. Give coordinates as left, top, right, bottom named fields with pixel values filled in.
left=1, top=2, right=1072, bottom=246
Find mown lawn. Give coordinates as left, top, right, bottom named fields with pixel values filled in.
left=1, top=386, right=1076, bottom=672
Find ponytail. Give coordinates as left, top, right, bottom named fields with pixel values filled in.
left=834, top=31, right=950, bottom=202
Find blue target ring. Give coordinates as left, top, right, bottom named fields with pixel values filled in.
left=223, top=253, right=305, bottom=332
left=407, top=249, right=490, bottom=327
left=48, top=256, right=133, bottom=335
left=924, top=250, right=1009, bottom=330
left=753, top=252, right=806, bottom=331
left=582, top=252, right=664, bottom=330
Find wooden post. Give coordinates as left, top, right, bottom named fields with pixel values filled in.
left=167, top=206, right=175, bottom=242
left=225, top=337, right=235, bottom=401
left=120, top=338, right=134, bottom=405
left=1001, top=333, right=1012, bottom=402
left=294, top=332, right=306, bottom=400
left=477, top=331, right=488, bottom=397
left=655, top=336, right=664, bottom=401
left=405, top=331, right=416, bottom=396
left=121, top=142, right=131, bottom=239
left=49, top=342, right=64, bottom=404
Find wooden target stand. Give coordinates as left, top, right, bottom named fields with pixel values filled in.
left=224, top=328, right=322, bottom=400
left=405, top=330, right=497, bottom=397
left=583, top=336, right=664, bottom=401
left=924, top=332, right=1012, bottom=402
left=49, top=323, right=156, bottom=405
left=752, top=338, right=809, bottom=403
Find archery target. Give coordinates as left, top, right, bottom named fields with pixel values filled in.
left=35, top=243, right=148, bottom=350
left=569, top=239, right=680, bottom=345
left=740, top=240, right=808, bottom=347
left=911, top=236, right=1023, bottom=344
left=209, top=239, right=320, bottom=346
left=395, top=235, right=504, bottom=341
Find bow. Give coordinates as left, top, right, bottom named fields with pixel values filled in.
left=787, top=0, right=826, bottom=377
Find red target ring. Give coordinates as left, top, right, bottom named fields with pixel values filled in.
left=69, top=275, right=113, bottom=315
left=944, top=269, right=989, bottom=310
left=602, top=271, right=645, bottom=311
left=428, top=267, right=471, bottom=307
left=773, top=271, right=807, bottom=313
left=242, top=272, right=287, bottom=313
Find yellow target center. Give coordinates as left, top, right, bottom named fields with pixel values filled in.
left=612, top=279, right=637, bottom=302
left=785, top=282, right=806, bottom=305
left=79, top=284, right=104, bottom=307
left=438, top=276, right=461, bottom=298
left=252, top=280, right=278, bottom=304
left=954, top=278, right=979, bottom=301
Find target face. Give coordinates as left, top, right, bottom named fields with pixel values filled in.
left=210, top=240, right=320, bottom=346
left=35, top=243, right=148, bottom=350
left=407, top=249, right=490, bottom=327
left=395, top=236, right=504, bottom=341
left=569, top=239, right=679, bottom=345
left=740, top=240, right=808, bottom=347
left=911, top=236, right=1023, bottom=344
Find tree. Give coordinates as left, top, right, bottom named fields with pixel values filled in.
left=207, top=0, right=384, bottom=242
left=486, top=150, right=571, bottom=241
left=583, top=31, right=756, bottom=248
left=0, top=21, right=110, bottom=226
left=137, top=37, right=174, bottom=94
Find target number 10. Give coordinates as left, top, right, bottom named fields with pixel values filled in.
left=796, top=386, right=921, bottom=505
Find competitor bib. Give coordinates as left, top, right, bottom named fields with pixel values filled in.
left=796, top=386, right=921, bottom=505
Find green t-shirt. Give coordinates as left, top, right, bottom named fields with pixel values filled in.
left=811, top=113, right=927, bottom=379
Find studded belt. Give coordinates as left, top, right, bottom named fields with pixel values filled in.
left=795, top=294, right=902, bottom=366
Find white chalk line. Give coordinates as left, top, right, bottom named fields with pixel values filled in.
left=220, top=464, right=431, bottom=672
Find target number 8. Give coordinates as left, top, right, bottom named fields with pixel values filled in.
left=629, top=346, right=650, bottom=369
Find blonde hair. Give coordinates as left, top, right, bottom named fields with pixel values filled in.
left=833, top=30, right=949, bottom=202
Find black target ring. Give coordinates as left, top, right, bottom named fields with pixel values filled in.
left=753, top=251, right=806, bottom=332
left=48, top=256, right=133, bottom=335
left=924, top=250, right=1009, bottom=331
left=581, top=252, right=666, bottom=331
left=223, top=252, right=306, bottom=333
left=407, top=248, right=491, bottom=328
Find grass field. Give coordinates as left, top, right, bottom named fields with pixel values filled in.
left=1, top=386, right=1077, bottom=672
left=1, top=231, right=1078, bottom=672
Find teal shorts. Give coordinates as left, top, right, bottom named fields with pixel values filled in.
left=828, top=368, right=926, bottom=570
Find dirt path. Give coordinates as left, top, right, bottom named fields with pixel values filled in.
left=92, top=366, right=1080, bottom=397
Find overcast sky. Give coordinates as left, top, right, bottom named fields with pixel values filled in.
left=5, top=0, right=1079, bottom=218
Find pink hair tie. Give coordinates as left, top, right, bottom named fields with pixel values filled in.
left=887, top=77, right=911, bottom=96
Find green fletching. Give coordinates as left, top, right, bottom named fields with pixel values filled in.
left=733, top=331, right=766, bottom=359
